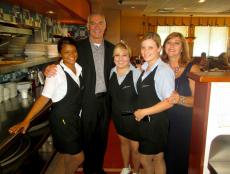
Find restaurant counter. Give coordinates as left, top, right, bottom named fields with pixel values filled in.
left=0, top=86, right=55, bottom=174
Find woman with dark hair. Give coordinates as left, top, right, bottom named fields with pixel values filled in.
left=162, top=32, right=200, bottom=174
left=9, top=37, right=84, bottom=174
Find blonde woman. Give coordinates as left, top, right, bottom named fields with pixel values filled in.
left=109, top=41, right=141, bottom=174
left=134, top=33, right=175, bottom=174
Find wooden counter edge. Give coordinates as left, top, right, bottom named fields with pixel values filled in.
left=189, top=72, right=230, bottom=83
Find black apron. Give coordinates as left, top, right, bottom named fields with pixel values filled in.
left=136, top=66, right=169, bottom=154
left=49, top=66, right=83, bottom=154
left=109, top=71, right=139, bottom=141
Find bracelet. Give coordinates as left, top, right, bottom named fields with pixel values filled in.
left=179, top=96, right=185, bottom=105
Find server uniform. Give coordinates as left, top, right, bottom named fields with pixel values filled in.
left=109, top=65, right=141, bottom=141
left=42, top=61, right=83, bottom=154
left=136, top=59, right=174, bottom=154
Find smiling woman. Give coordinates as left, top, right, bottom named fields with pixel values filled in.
left=9, top=37, right=84, bottom=174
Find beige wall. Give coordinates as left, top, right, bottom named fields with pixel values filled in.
left=121, top=16, right=142, bottom=56
left=104, top=10, right=121, bottom=45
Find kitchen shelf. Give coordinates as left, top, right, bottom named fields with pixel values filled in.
left=0, top=19, right=40, bottom=30
left=0, top=56, right=59, bottom=74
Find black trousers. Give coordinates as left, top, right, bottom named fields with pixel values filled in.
left=82, top=96, right=110, bottom=174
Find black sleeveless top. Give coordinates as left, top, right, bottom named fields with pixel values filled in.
left=136, top=66, right=161, bottom=112
left=109, top=70, right=137, bottom=116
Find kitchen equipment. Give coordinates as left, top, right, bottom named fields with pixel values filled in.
left=17, top=82, right=31, bottom=99
left=0, top=136, right=31, bottom=174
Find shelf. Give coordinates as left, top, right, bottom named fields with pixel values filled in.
left=0, top=19, right=41, bottom=30
left=0, top=56, right=59, bottom=74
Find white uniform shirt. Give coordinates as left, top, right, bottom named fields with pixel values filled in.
left=141, top=58, right=175, bottom=101
left=42, top=60, right=82, bottom=102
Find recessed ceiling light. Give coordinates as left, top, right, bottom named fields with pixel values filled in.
left=198, top=0, right=206, bottom=3
left=46, top=11, right=55, bottom=14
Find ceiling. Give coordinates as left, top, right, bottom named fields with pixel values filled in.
left=2, top=0, right=90, bottom=24
left=90, top=0, right=230, bottom=17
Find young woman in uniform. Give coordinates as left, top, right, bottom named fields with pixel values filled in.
left=134, top=33, right=175, bottom=174
left=9, top=37, right=84, bottom=174
left=108, top=41, right=141, bottom=174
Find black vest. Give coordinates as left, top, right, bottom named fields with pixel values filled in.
left=137, top=66, right=160, bottom=109
left=109, top=71, right=137, bottom=116
left=51, top=68, right=83, bottom=119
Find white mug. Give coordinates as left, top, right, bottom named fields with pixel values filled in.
left=3, top=87, right=10, bottom=101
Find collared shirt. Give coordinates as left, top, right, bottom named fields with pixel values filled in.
left=90, top=40, right=106, bottom=94
left=110, top=64, right=141, bottom=93
left=141, top=58, right=175, bottom=101
left=42, top=60, right=82, bottom=102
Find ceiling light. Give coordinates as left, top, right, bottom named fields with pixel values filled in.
left=198, top=0, right=206, bottom=3
left=46, top=11, right=55, bottom=14
left=157, top=8, right=175, bottom=13
left=131, top=6, right=135, bottom=9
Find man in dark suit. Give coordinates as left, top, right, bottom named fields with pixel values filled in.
left=44, top=13, right=114, bottom=174
left=77, top=13, right=114, bottom=174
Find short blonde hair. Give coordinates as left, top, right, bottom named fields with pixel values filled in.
left=113, top=40, right=132, bottom=58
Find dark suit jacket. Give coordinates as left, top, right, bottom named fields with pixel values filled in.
left=76, top=38, right=115, bottom=126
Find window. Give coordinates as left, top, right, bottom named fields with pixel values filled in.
left=193, top=26, right=228, bottom=57
left=157, top=26, right=188, bottom=44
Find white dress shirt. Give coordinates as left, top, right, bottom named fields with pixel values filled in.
left=42, top=60, right=82, bottom=102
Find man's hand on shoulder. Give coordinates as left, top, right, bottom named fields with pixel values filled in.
left=44, top=64, right=58, bottom=77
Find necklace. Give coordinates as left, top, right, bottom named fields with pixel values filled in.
left=172, top=66, right=180, bottom=74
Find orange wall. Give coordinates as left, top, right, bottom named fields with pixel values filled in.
left=120, top=16, right=143, bottom=56
left=104, top=10, right=121, bottom=45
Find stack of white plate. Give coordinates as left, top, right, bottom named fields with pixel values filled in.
left=8, top=36, right=29, bottom=55
left=4, top=82, right=17, bottom=98
left=24, top=43, right=47, bottom=58
left=47, top=44, right=58, bottom=57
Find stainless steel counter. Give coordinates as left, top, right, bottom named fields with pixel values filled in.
left=208, top=135, right=230, bottom=174
left=0, top=86, right=51, bottom=150
left=0, top=56, right=59, bottom=74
